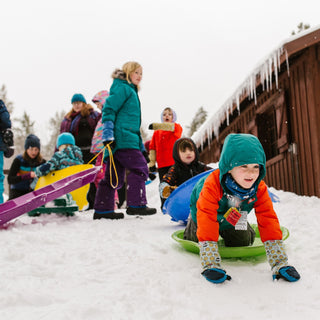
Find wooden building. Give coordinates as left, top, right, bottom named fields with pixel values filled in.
left=193, top=27, right=320, bottom=197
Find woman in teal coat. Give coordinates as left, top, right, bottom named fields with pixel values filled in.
left=93, top=62, right=157, bottom=220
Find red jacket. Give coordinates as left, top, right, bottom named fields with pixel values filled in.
left=149, top=123, right=182, bottom=168
left=196, top=170, right=283, bottom=243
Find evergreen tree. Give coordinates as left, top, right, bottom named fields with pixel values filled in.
left=291, top=22, right=310, bottom=35
left=187, top=106, right=208, bottom=136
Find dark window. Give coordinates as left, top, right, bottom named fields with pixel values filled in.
left=256, top=108, right=278, bottom=160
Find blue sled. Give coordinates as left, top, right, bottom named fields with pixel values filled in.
left=162, top=169, right=280, bottom=224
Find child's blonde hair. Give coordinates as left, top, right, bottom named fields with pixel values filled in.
left=122, top=61, right=142, bottom=90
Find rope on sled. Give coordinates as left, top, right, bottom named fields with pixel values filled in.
left=87, top=143, right=118, bottom=189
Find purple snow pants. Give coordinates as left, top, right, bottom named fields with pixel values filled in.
left=94, top=148, right=149, bottom=212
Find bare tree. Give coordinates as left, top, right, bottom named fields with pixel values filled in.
left=13, top=111, right=35, bottom=154
left=42, top=110, right=67, bottom=157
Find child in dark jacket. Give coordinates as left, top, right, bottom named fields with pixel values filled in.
left=7, top=134, right=46, bottom=199
left=31, top=133, right=83, bottom=189
left=159, top=137, right=211, bottom=203
left=184, top=133, right=300, bottom=284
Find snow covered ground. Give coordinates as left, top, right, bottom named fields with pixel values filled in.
left=1, top=173, right=320, bottom=320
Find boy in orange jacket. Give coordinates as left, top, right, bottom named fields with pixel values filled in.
left=184, top=133, right=300, bottom=284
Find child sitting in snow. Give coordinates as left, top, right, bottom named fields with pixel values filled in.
left=159, top=137, right=211, bottom=203
left=8, top=134, right=46, bottom=199
left=31, top=133, right=83, bottom=189
left=184, top=133, right=300, bottom=284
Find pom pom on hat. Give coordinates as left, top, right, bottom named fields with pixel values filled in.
left=71, top=93, right=86, bottom=104
left=24, top=134, right=41, bottom=150
left=56, top=133, right=75, bottom=149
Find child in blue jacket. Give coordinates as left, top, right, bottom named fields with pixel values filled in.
left=31, top=133, right=83, bottom=188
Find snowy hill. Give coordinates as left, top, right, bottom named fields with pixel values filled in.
left=1, top=175, right=319, bottom=320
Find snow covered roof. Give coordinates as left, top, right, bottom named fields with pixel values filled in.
left=192, top=25, right=320, bottom=150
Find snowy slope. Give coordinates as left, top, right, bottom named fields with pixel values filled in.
left=0, top=175, right=319, bottom=320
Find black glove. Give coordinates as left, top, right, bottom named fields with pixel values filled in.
left=2, top=129, right=14, bottom=147
left=148, top=173, right=157, bottom=181
left=149, top=165, right=157, bottom=172
left=202, top=268, right=232, bottom=284
left=103, top=140, right=115, bottom=149
left=4, top=146, right=14, bottom=158
left=273, top=266, right=300, bottom=282
left=142, top=150, right=150, bottom=163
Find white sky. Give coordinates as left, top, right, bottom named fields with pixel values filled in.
left=1, top=0, right=319, bottom=143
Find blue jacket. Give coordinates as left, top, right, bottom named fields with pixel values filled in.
left=34, top=146, right=83, bottom=177
left=0, top=100, right=12, bottom=151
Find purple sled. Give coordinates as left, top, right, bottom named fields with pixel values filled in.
left=0, top=166, right=100, bottom=226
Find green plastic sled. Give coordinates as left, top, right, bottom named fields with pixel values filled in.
left=171, top=224, right=289, bottom=258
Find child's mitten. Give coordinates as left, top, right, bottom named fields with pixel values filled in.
left=148, top=150, right=156, bottom=168
left=264, top=240, right=300, bottom=282
left=162, top=185, right=177, bottom=198
left=202, top=268, right=232, bottom=284
left=199, top=241, right=231, bottom=283
left=148, top=122, right=175, bottom=131
left=274, top=266, right=300, bottom=282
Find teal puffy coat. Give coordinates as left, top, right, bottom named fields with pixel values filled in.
left=102, top=74, right=144, bottom=153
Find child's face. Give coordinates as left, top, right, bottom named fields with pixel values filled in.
left=162, top=109, right=174, bottom=122
left=72, top=101, right=84, bottom=112
left=26, top=147, right=39, bottom=159
left=130, top=67, right=143, bottom=86
left=94, top=101, right=103, bottom=110
left=229, top=164, right=260, bottom=189
left=179, top=148, right=195, bottom=165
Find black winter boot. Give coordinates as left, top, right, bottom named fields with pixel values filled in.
left=126, top=206, right=157, bottom=216
left=93, top=211, right=124, bottom=220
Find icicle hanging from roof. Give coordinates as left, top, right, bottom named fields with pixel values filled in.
left=192, top=45, right=287, bottom=149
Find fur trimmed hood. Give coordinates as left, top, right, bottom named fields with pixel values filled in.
left=112, top=69, right=126, bottom=80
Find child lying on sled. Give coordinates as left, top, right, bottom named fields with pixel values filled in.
left=30, top=133, right=83, bottom=189
left=159, top=137, right=211, bottom=205
left=183, top=133, right=300, bottom=284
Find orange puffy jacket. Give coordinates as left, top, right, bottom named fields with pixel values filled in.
left=196, top=170, right=283, bottom=243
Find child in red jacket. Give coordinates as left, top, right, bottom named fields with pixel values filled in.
left=148, top=107, right=183, bottom=181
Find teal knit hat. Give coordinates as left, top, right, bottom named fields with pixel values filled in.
left=56, top=133, right=75, bottom=149
left=71, top=93, right=86, bottom=104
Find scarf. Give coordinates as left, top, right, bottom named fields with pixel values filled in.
left=224, top=173, right=257, bottom=200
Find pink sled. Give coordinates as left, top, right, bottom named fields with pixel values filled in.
left=0, top=166, right=100, bottom=226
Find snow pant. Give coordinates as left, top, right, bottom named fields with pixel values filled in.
left=94, top=149, right=148, bottom=212
left=0, top=151, right=4, bottom=203
left=184, top=217, right=256, bottom=247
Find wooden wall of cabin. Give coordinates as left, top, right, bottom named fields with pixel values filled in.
left=284, top=45, right=320, bottom=197
left=199, top=44, right=320, bottom=197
